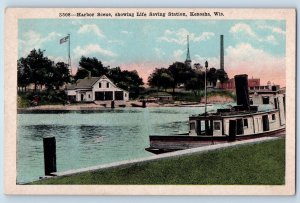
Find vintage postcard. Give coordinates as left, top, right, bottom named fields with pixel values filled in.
left=4, top=8, right=296, bottom=195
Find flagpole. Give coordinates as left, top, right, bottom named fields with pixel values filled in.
left=68, top=33, right=71, bottom=75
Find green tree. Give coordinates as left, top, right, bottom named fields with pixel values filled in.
left=185, top=71, right=205, bottom=95
left=168, top=62, right=193, bottom=92
left=74, top=68, right=89, bottom=81
left=216, top=69, right=229, bottom=83
left=207, top=67, right=218, bottom=86
left=17, top=49, right=53, bottom=92
left=148, top=68, right=174, bottom=91
left=114, top=70, right=144, bottom=98
left=45, top=62, right=70, bottom=90
left=78, top=56, right=108, bottom=77
left=17, top=58, right=31, bottom=92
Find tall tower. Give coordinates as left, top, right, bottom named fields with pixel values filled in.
left=220, top=35, right=224, bottom=70
left=185, top=35, right=192, bottom=68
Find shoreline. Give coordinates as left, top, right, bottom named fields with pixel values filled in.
left=17, top=101, right=219, bottom=112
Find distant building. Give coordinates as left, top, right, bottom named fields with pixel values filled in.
left=65, top=75, right=129, bottom=102
left=219, top=78, right=260, bottom=90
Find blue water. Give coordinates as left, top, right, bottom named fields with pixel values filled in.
left=17, top=106, right=225, bottom=183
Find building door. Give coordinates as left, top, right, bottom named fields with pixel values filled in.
left=95, top=92, right=105, bottom=100
left=104, top=91, right=113, bottom=100
left=262, top=115, right=269, bottom=131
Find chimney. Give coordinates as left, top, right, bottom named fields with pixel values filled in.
left=88, top=71, right=91, bottom=79
left=220, top=35, right=224, bottom=70
left=234, top=74, right=250, bottom=110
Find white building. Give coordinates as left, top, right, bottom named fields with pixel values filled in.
left=65, top=75, right=129, bottom=102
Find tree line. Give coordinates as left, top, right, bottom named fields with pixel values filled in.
left=17, top=49, right=144, bottom=98
left=17, top=48, right=229, bottom=101
left=147, top=61, right=229, bottom=95
left=18, top=49, right=70, bottom=92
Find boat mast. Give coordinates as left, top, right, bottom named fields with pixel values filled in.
left=204, top=61, right=208, bottom=135
left=205, top=61, right=208, bottom=116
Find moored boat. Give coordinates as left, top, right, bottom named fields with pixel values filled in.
left=145, top=74, right=286, bottom=154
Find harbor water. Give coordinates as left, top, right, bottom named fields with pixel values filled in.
left=17, top=105, right=228, bottom=183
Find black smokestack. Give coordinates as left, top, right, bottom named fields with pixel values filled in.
left=234, top=74, right=250, bottom=110
left=220, top=35, right=224, bottom=70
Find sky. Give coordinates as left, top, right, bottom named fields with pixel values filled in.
left=18, top=19, right=286, bottom=87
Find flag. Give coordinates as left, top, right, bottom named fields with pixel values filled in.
left=60, top=36, right=69, bottom=44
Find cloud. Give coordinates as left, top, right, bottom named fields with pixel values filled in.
left=154, top=48, right=166, bottom=59
left=230, top=23, right=257, bottom=37
left=158, top=28, right=215, bottom=45
left=121, top=30, right=132, bottom=35
left=107, top=40, right=124, bottom=45
left=19, top=30, right=62, bottom=57
left=258, top=24, right=286, bottom=35
left=78, top=24, right=105, bottom=38
left=230, top=23, right=280, bottom=45
left=73, top=44, right=117, bottom=58
left=225, top=43, right=285, bottom=86
left=194, top=32, right=215, bottom=42
left=71, top=20, right=83, bottom=26
left=194, top=55, right=219, bottom=68
left=173, top=49, right=185, bottom=60
left=265, top=35, right=277, bottom=45
left=48, top=55, right=67, bottom=63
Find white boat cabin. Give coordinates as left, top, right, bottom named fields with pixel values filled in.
left=189, top=89, right=285, bottom=137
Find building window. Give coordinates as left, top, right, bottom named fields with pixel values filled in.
left=99, top=82, right=102, bottom=88
left=88, top=94, right=91, bottom=98
left=107, top=82, right=109, bottom=88
left=262, top=96, right=269, bottom=104
left=214, top=121, right=221, bottom=130
left=125, top=93, right=127, bottom=97
left=190, top=122, right=195, bottom=130
left=243, top=119, right=248, bottom=128
left=272, top=114, right=276, bottom=120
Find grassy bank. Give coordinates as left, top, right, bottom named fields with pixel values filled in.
left=143, top=89, right=235, bottom=103
left=32, top=138, right=285, bottom=185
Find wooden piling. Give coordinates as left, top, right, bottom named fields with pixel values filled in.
left=142, top=100, right=146, bottom=108
left=43, top=137, right=57, bottom=176
left=111, top=100, right=115, bottom=108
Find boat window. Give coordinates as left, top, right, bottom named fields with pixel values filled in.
left=274, top=98, right=278, bottom=109
left=243, top=119, right=248, bottom=128
left=214, top=121, right=221, bottom=130
left=190, top=122, right=195, bottom=130
left=236, top=119, right=244, bottom=135
left=272, top=114, right=276, bottom=120
left=250, top=97, right=253, bottom=105
left=262, top=96, right=269, bottom=104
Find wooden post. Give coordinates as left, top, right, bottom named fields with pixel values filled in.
left=142, top=100, right=146, bottom=108
left=43, top=137, right=57, bottom=176
left=111, top=100, right=115, bottom=109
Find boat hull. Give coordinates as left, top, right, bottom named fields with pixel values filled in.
left=145, top=127, right=285, bottom=154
